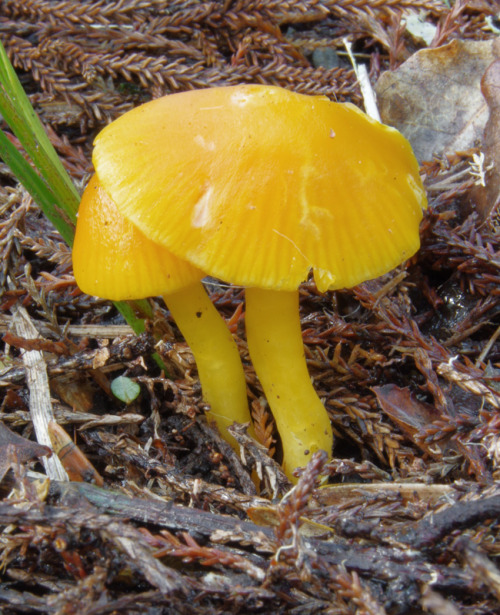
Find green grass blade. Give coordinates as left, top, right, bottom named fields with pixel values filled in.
left=114, top=301, right=147, bottom=335
left=0, top=41, right=80, bottom=220
left=0, top=129, right=75, bottom=245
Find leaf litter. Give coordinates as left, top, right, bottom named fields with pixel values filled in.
left=0, top=1, right=500, bottom=614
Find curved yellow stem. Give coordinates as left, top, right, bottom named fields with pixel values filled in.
left=164, top=282, right=252, bottom=449
left=245, top=287, right=333, bottom=480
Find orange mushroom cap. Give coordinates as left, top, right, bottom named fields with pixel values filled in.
left=73, top=175, right=203, bottom=301
left=93, top=85, right=426, bottom=293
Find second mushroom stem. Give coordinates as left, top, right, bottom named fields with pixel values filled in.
left=245, top=287, right=333, bottom=480
left=164, top=281, right=252, bottom=450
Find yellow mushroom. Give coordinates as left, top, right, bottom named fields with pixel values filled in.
left=73, top=175, right=251, bottom=449
left=83, top=85, right=427, bottom=479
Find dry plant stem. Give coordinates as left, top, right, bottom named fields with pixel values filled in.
left=164, top=281, right=251, bottom=450
left=12, top=306, right=67, bottom=481
left=245, top=288, right=333, bottom=480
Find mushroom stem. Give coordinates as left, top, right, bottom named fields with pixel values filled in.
left=164, top=281, right=251, bottom=448
left=245, top=287, right=333, bottom=480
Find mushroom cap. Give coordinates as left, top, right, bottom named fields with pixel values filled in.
left=93, top=85, right=427, bottom=293
left=73, top=175, right=203, bottom=301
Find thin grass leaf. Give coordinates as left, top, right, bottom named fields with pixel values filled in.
left=0, top=41, right=80, bottom=220
left=0, top=129, right=75, bottom=245
left=115, top=301, right=147, bottom=335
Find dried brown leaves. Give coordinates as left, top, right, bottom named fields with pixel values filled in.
left=1, top=0, right=364, bottom=130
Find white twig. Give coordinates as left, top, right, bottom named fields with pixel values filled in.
left=12, top=305, right=68, bottom=480
left=343, top=37, right=381, bottom=122
left=469, top=152, right=494, bottom=188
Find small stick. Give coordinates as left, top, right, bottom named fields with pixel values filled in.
left=12, top=305, right=67, bottom=480
left=343, top=37, right=381, bottom=122
left=476, top=323, right=500, bottom=367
